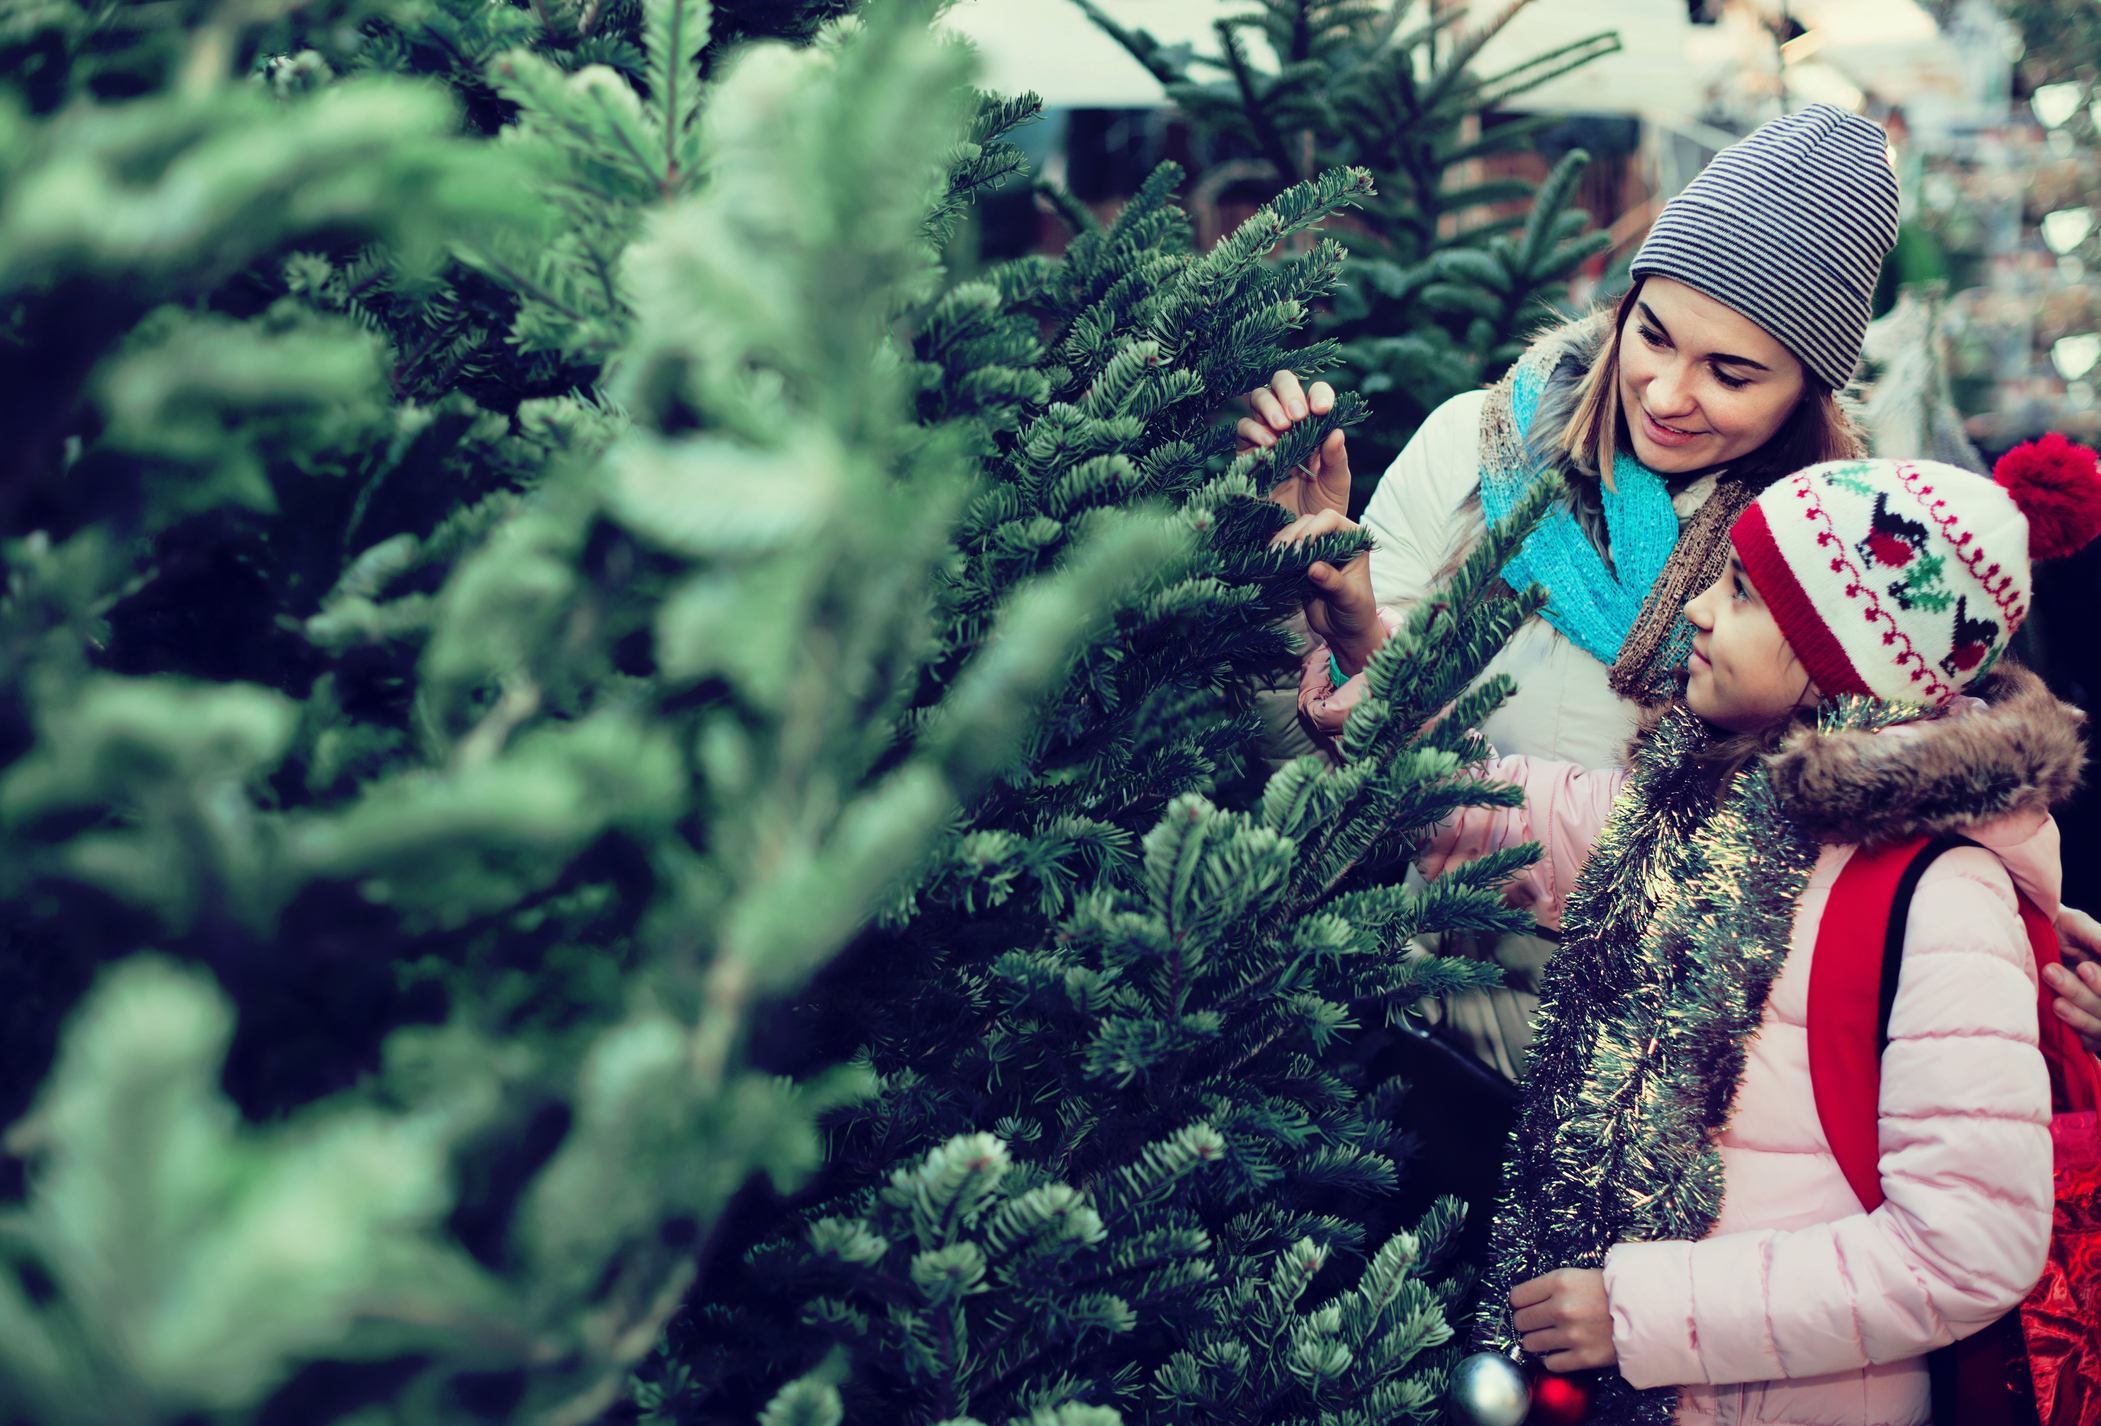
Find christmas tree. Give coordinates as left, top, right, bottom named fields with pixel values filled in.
left=639, top=66, right=1571, bottom=1426
left=0, top=0, right=1564, bottom=1420
left=1076, top=0, right=1620, bottom=502
left=659, top=455, right=1562, bottom=1424
left=0, top=0, right=1172, bottom=1420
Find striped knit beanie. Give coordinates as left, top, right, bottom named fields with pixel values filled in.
left=1730, top=437, right=2101, bottom=705
left=1633, top=103, right=1899, bottom=392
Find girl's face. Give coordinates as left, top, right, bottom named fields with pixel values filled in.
left=1683, top=553, right=1821, bottom=732
left=1618, top=278, right=1809, bottom=473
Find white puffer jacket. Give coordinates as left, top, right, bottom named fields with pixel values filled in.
left=1361, top=389, right=1730, bottom=769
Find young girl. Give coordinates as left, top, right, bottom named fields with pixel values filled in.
left=1299, top=444, right=2099, bottom=1424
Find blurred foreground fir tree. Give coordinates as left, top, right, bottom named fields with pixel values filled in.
left=0, top=0, right=1167, bottom=1420
left=0, top=0, right=1558, bottom=1421
left=1076, top=0, right=1620, bottom=503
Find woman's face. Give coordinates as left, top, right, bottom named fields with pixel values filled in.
left=1682, top=551, right=1820, bottom=732
left=1617, top=277, right=1808, bottom=473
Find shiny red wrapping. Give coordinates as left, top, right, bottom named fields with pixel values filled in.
left=2020, top=1109, right=2101, bottom=1426
left=1522, top=1363, right=1593, bottom=1426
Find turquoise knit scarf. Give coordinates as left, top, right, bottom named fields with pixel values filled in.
left=1480, top=350, right=1682, bottom=666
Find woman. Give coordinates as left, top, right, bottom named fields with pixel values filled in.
left=1245, top=103, right=2101, bottom=1070
left=1256, top=105, right=1894, bottom=766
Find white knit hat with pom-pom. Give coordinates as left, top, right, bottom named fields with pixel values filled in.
left=1729, top=435, right=2101, bottom=705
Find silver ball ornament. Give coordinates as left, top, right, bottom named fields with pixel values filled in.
left=1447, top=1350, right=1530, bottom=1426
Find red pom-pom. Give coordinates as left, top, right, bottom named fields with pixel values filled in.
left=1993, top=432, right=2101, bottom=560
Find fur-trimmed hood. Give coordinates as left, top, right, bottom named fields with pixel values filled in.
left=1768, top=663, right=2087, bottom=846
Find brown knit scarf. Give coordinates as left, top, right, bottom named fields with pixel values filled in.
left=1605, top=477, right=1759, bottom=705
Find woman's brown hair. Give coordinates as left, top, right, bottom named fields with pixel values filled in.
left=1557, top=278, right=1865, bottom=491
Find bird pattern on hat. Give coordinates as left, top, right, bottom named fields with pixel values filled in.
left=1730, top=439, right=2101, bottom=706
left=1858, top=491, right=1951, bottom=611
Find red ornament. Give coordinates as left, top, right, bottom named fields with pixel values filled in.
left=1524, top=1363, right=1594, bottom=1425
left=1992, top=433, right=2101, bottom=560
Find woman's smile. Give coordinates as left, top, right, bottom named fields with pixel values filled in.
left=1639, top=406, right=1706, bottom=449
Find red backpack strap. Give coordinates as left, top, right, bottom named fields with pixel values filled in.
left=1813, top=835, right=2101, bottom=1214
left=1808, top=834, right=1944, bottom=1214
left=1813, top=843, right=2097, bottom=1426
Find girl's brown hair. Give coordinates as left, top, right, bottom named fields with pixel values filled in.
left=1690, top=701, right=1820, bottom=793
left=1629, top=667, right=1822, bottom=800
left=1622, top=699, right=1822, bottom=808
left=1558, top=279, right=1865, bottom=491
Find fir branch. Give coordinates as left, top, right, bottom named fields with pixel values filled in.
left=1035, top=179, right=1101, bottom=241
left=1216, top=19, right=1299, bottom=185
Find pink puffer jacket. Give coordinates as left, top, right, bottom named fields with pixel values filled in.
left=1400, top=668, right=2084, bottom=1426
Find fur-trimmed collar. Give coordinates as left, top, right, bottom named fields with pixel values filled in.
left=1768, top=664, right=2086, bottom=845
left=1520, top=311, right=1612, bottom=476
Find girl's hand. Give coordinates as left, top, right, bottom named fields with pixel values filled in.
left=2044, top=958, right=2101, bottom=1058
left=1511, top=1268, right=1617, bottom=1373
left=1271, top=508, right=1383, bottom=676
left=1237, top=369, right=1352, bottom=521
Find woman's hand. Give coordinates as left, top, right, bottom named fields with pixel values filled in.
left=2051, top=906, right=2101, bottom=1057
left=2060, top=904, right=2101, bottom=969
left=1238, top=369, right=1351, bottom=521
left=1511, top=1268, right=1617, bottom=1373
left=1272, top=508, right=1383, bottom=676
left=2045, top=958, right=2101, bottom=1059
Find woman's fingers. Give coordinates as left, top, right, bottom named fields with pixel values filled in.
left=2058, top=905, right=2101, bottom=966
left=1269, top=508, right=1355, bottom=547
left=1249, top=385, right=1291, bottom=431
left=1267, top=369, right=1307, bottom=422
left=2045, top=961, right=2101, bottom=1047
left=1245, top=377, right=1349, bottom=518
left=1235, top=415, right=1277, bottom=451
left=1315, top=428, right=1353, bottom=508
left=1242, top=373, right=1333, bottom=432
left=2050, top=994, right=2101, bottom=1040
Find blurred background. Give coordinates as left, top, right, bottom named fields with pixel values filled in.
left=946, top=0, right=2101, bottom=886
